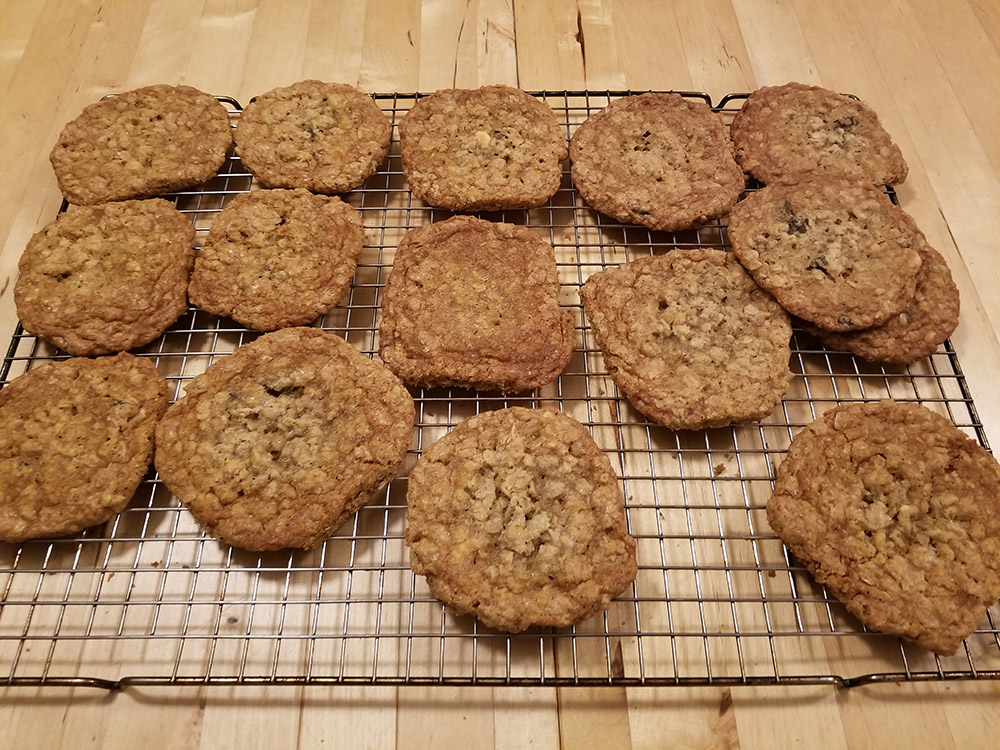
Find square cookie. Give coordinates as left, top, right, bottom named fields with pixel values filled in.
left=378, top=216, right=574, bottom=392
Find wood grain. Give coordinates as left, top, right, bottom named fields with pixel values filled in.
left=1, top=1, right=1000, bottom=748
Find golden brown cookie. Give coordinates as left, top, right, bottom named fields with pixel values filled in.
left=0, top=354, right=168, bottom=543
left=581, top=250, right=792, bottom=430
left=154, top=327, right=414, bottom=551
left=727, top=176, right=923, bottom=332
left=378, top=216, right=574, bottom=392
left=398, top=85, right=567, bottom=210
left=569, top=93, right=744, bottom=231
left=234, top=80, right=391, bottom=193
left=805, top=240, right=960, bottom=364
left=50, top=84, right=232, bottom=205
left=405, top=407, right=636, bottom=632
left=188, top=189, right=364, bottom=331
left=14, top=199, right=195, bottom=356
left=730, top=82, right=908, bottom=186
left=767, top=400, right=1000, bottom=655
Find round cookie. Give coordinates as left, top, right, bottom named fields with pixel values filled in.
left=0, top=353, right=168, bottom=543
left=806, top=240, right=960, bottom=364
left=766, top=400, right=1000, bottom=655
left=405, top=407, right=636, bottom=632
left=50, top=84, right=232, bottom=205
left=398, top=85, right=567, bottom=211
left=234, top=80, right=391, bottom=194
left=188, top=189, right=364, bottom=331
left=730, top=82, right=908, bottom=186
left=154, top=327, right=414, bottom=551
left=569, top=93, right=744, bottom=231
left=377, top=216, right=574, bottom=392
left=727, top=176, right=924, bottom=332
left=14, top=199, right=196, bottom=356
left=580, top=250, right=792, bottom=430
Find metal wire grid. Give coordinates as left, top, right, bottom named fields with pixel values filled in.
left=0, top=91, right=998, bottom=691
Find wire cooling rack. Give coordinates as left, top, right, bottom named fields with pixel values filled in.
left=1, top=91, right=998, bottom=691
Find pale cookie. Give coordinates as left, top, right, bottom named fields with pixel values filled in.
left=727, top=176, right=923, bottom=332
left=50, top=84, right=232, bottom=205
left=569, top=93, right=744, bottom=231
left=188, top=189, right=364, bottom=331
left=806, top=239, right=960, bottom=364
left=730, top=82, right=908, bottom=186
left=154, top=327, right=414, bottom=551
left=234, top=80, right=391, bottom=193
left=405, top=407, right=636, bottom=632
left=581, top=250, right=793, bottom=430
left=378, top=216, right=574, bottom=392
left=399, top=85, right=567, bottom=210
left=0, top=353, right=168, bottom=543
left=14, top=199, right=195, bottom=356
left=767, top=400, right=1000, bottom=655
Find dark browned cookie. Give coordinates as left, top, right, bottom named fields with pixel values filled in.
left=406, top=407, right=636, bottom=632
left=398, top=85, right=567, bottom=210
left=378, top=216, right=574, bottom=392
left=806, top=239, right=960, bottom=364
left=727, top=176, right=924, bottom=332
left=569, top=93, right=744, bottom=231
left=188, top=189, right=364, bottom=331
left=50, top=84, right=232, bottom=205
left=234, top=80, right=391, bottom=193
left=154, top=327, right=414, bottom=551
left=767, top=400, right=1000, bottom=655
left=581, top=250, right=792, bottom=430
left=730, top=82, right=908, bottom=186
left=14, top=199, right=195, bottom=356
left=0, top=354, right=168, bottom=543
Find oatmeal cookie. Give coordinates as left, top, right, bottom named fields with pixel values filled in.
left=378, top=216, right=574, bottom=392
left=405, top=407, right=636, bottom=632
left=154, top=327, right=414, bottom=551
left=14, top=199, right=195, bottom=356
left=727, top=176, right=923, bottom=331
left=569, top=93, right=744, bottom=231
left=767, top=400, right=1000, bottom=655
left=234, top=80, right=391, bottom=193
left=50, top=84, right=232, bottom=205
left=188, top=189, right=364, bottom=330
left=398, top=85, right=567, bottom=210
left=730, top=82, right=908, bottom=186
left=0, top=353, right=168, bottom=543
left=581, top=250, right=792, bottom=430
left=805, top=239, right=960, bottom=364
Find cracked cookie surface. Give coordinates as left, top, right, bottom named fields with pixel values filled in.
left=189, top=189, right=364, bottom=331
left=378, top=216, right=574, bottom=392
left=50, top=84, right=232, bottom=205
left=727, top=176, right=923, bottom=331
left=581, top=250, right=792, bottom=430
left=730, top=82, right=908, bottom=186
left=766, top=400, right=1000, bottom=655
left=405, top=407, right=636, bottom=632
left=570, top=93, right=744, bottom=231
left=235, top=80, right=391, bottom=194
left=399, top=85, right=567, bottom=210
left=0, top=353, right=168, bottom=542
left=154, top=327, right=414, bottom=551
left=15, top=199, right=195, bottom=356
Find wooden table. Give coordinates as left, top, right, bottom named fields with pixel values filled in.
left=2, top=1, right=1000, bottom=747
